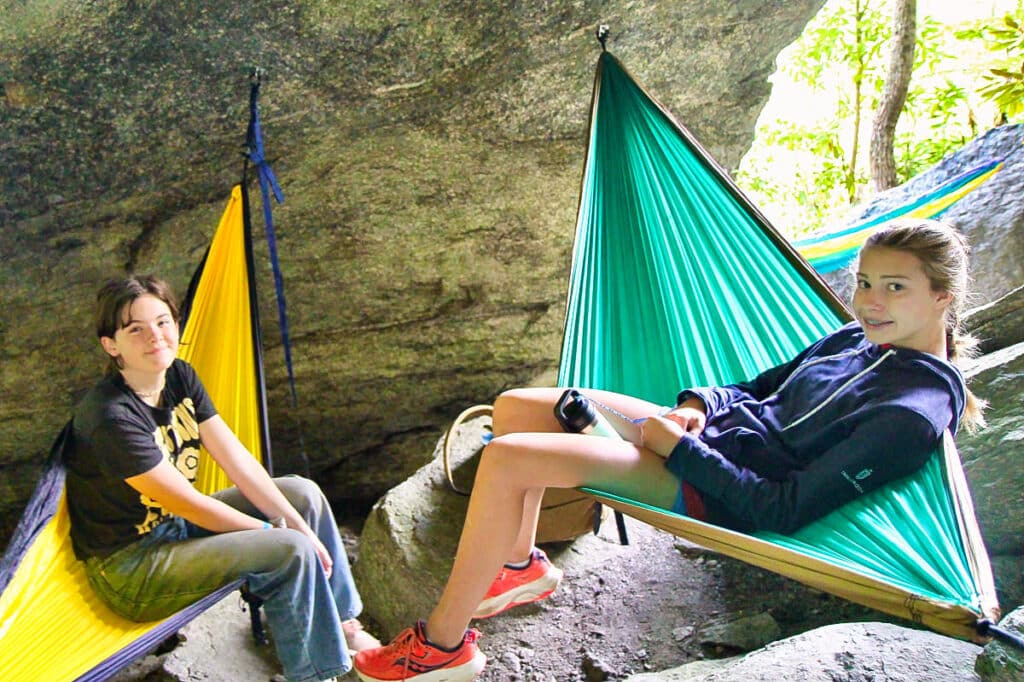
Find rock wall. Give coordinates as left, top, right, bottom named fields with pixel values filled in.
left=959, top=342, right=1024, bottom=556
left=0, top=0, right=826, bottom=541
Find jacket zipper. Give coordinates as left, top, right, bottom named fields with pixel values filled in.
left=781, top=348, right=896, bottom=431
left=769, top=347, right=863, bottom=396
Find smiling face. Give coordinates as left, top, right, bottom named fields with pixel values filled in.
left=99, top=294, right=179, bottom=377
left=853, top=246, right=953, bottom=355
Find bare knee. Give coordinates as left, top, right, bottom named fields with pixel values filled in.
left=493, top=387, right=563, bottom=435
left=479, top=434, right=517, bottom=468
left=476, top=434, right=530, bottom=485
left=493, top=388, right=537, bottom=419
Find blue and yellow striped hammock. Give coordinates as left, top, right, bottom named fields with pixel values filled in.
left=560, top=48, right=1000, bottom=642
left=794, top=159, right=1003, bottom=274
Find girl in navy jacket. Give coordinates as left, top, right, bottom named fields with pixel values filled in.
left=354, top=219, right=987, bottom=682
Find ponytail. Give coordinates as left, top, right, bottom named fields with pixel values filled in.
left=946, top=314, right=987, bottom=434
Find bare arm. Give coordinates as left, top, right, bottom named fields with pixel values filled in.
left=199, top=415, right=333, bottom=576
left=125, top=460, right=267, bottom=532
left=199, top=415, right=310, bottom=531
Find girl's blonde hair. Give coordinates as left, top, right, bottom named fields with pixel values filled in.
left=861, top=218, right=986, bottom=432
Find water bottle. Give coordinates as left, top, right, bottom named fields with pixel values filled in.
left=553, top=389, right=624, bottom=439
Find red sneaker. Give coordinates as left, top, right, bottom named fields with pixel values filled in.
left=353, top=620, right=485, bottom=682
left=473, top=548, right=563, bottom=619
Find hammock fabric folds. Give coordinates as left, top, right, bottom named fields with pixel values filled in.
left=562, top=50, right=999, bottom=642
left=0, top=184, right=269, bottom=681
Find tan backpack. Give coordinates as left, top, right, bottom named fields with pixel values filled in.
left=441, top=404, right=607, bottom=544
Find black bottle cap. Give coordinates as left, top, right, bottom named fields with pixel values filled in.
left=554, top=389, right=597, bottom=434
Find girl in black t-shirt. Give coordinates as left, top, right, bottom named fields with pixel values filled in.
left=66, top=275, right=375, bottom=682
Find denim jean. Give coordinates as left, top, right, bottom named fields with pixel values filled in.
left=83, top=476, right=361, bottom=682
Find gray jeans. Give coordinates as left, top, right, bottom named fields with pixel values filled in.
left=83, top=476, right=361, bottom=682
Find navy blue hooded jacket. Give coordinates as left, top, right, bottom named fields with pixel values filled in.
left=664, top=322, right=966, bottom=535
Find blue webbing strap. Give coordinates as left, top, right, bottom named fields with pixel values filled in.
left=244, top=71, right=310, bottom=476
left=245, top=72, right=296, bottom=409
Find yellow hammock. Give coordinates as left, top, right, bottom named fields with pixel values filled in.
left=0, top=185, right=267, bottom=681
left=794, top=159, right=1003, bottom=274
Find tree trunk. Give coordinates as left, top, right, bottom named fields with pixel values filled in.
left=848, top=0, right=864, bottom=204
left=870, top=0, right=916, bottom=192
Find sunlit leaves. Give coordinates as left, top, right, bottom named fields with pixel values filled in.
left=967, top=11, right=1024, bottom=116
left=737, top=0, right=1018, bottom=238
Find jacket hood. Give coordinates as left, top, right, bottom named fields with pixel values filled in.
left=848, top=322, right=967, bottom=435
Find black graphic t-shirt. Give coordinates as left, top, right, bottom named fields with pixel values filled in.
left=67, top=359, right=218, bottom=560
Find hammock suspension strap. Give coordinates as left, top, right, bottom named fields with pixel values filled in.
left=243, top=67, right=311, bottom=477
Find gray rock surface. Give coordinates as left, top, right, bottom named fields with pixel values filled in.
left=109, top=596, right=284, bottom=682
left=0, top=0, right=828, bottom=545
left=966, top=285, right=1024, bottom=355
left=626, top=622, right=982, bottom=682
left=941, top=125, right=1024, bottom=300
left=958, top=342, right=1024, bottom=556
left=695, top=612, right=781, bottom=653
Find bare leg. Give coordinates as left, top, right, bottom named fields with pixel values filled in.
left=493, top=387, right=667, bottom=562
left=425, top=387, right=677, bottom=648
left=510, top=488, right=544, bottom=562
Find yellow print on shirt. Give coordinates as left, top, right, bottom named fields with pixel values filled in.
left=156, top=397, right=200, bottom=482
left=134, top=492, right=168, bottom=536
left=134, top=397, right=201, bottom=535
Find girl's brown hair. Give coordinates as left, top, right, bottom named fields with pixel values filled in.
left=94, top=275, right=179, bottom=374
left=862, top=218, right=986, bottom=432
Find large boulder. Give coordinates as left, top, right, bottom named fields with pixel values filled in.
left=626, top=622, right=981, bottom=682
left=941, top=125, right=1024, bottom=300
left=958, top=341, right=1024, bottom=557
left=0, top=0, right=828, bottom=545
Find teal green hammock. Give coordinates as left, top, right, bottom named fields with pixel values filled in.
left=559, top=48, right=1000, bottom=642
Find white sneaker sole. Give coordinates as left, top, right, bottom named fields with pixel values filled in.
left=472, top=565, right=563, bottom=619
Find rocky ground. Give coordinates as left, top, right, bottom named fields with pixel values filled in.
left=111, top=514, right=955, bottom=682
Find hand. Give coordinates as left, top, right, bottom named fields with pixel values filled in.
left=640, top=415, right=687, bottom=459
left=303, top=528, right=334, bottom=579
left=664, top=399, right=707, bottom=436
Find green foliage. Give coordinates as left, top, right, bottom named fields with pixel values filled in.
left=957, top=7, right=1024, bottom=118
left=737, top=0, right=1015, bottom=238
